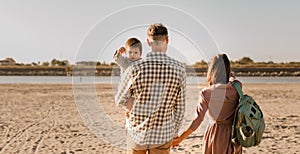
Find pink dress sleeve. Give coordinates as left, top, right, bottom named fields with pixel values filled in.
left=189, top=89, right=209, bottom=131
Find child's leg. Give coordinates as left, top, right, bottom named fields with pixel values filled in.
left=127, top=97, right=134, bottom=111
left=125, top=97, right=134, bottom=118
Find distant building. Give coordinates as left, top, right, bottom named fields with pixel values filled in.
left=0, top=58, right=16, bottom=65
left=76, top=61, right=97, bottom=66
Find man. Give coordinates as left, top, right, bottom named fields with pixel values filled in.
left=115, top=23, right=186, bottom=154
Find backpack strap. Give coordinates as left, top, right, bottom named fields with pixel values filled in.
left=232, top=81, right=244, bottom=99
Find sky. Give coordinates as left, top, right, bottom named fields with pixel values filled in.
left=0, top=0, right=299, bottom=64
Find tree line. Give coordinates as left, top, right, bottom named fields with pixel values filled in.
left=193, top=57, right=300, bottom=68
left=8, top=57, right=300, bottom=67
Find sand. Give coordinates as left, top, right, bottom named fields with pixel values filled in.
left=0, top=83, right=300, bottom=154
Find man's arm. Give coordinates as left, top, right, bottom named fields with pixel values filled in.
left=173, top=69, right=186, bottom=136
left=114, top=66, right=133, bottom=107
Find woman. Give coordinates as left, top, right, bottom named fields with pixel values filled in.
left=172, top=53, right=242, bottom=154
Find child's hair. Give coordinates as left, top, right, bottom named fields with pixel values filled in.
left=147, top=23, right=168, bottom=41
left=125, top=38, right=142, bottom=53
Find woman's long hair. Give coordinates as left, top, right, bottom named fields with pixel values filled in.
left=206, top=53, right=231, bottom=85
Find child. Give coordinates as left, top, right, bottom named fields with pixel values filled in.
left=113, top=37, right=142, bottom=118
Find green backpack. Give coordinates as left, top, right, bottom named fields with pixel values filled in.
left=231, top=82, right=265, bottom=147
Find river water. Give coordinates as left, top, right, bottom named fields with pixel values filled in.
left=0, top=76, right=299, bottom=84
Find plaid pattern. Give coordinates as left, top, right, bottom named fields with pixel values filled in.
left=115, top=52, right=186, bottom=145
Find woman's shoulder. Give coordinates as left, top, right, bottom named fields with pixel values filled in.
left=200, top=86, right=210, bottom=92
left=199, top=86, right=212, bottom=98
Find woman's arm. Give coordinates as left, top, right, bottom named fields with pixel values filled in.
left=172, top=89, right=209, bottom=147
left=172, top=128, right=193, bottom=147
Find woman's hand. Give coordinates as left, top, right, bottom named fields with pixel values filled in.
left=172, top=136, right=182, bottom=147
left=229, top=72, right=236, bottom=81
left=172, top=128, right=194, bottom=148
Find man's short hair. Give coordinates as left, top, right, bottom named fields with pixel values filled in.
left=147, top=23, right=168, bottom=41
left=125, top=38, right=142, bottom=53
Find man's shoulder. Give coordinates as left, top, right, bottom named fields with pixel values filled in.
left=173, top=58, right=185, bottom=67
left=167, top=56, right=185, bottom=69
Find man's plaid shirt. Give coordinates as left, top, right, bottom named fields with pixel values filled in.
left=115, top=51, right=186, bottom=145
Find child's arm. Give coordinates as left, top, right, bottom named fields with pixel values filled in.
left=113, top=47, right=131, bottom=70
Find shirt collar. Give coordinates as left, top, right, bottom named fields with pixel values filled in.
left=146, top=51, right=167, bottom=57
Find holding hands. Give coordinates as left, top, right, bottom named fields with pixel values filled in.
left=171, top=128, right=194, bottom=148
left=172, top=136, right=182, bottom=147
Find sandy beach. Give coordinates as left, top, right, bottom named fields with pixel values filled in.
left=0, top=83, right=300, bottom=154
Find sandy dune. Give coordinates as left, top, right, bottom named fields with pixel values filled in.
left=0, top=83, right=299, bottom=154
